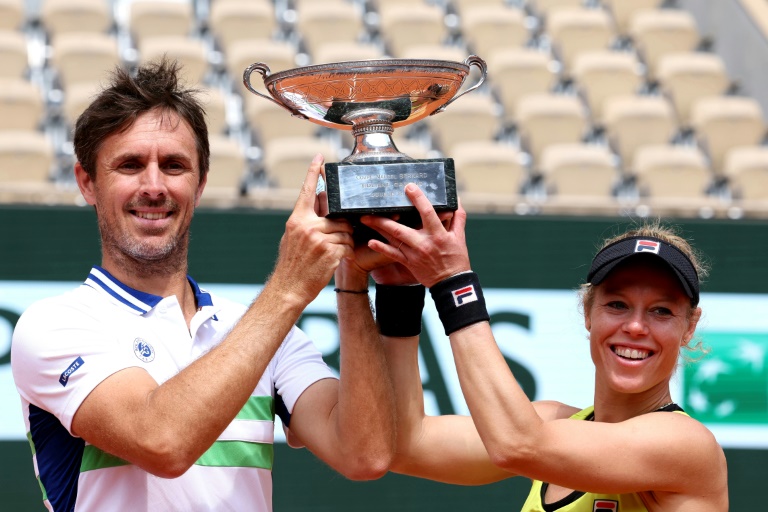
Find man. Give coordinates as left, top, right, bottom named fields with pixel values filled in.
left=11, top=60, right=394, bottom=511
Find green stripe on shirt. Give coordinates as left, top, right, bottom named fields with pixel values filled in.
left=236, top=396, right=274, bottom=421
left=80, top=395, right=275, bottom=472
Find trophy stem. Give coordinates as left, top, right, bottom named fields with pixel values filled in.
left=341, top=108, right=411, bottom=163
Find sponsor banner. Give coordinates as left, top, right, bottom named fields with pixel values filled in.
left=1, top=282, right=767, bottom=448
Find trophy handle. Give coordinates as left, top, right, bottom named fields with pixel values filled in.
left=431, top=55, right=488, bottom=115
left=243, top=63, right=308, bottom=119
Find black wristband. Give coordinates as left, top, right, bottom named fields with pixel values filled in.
left=334, top=288, right=369, bottom=294
left=429, top=272, right=490, bottom=336
left=374, top=283, right=425, bottom=337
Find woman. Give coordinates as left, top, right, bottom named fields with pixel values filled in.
left=361, top=183, right=728, bottom=511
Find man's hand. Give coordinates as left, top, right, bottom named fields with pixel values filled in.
left=361, top=184, right=471, bottom=288
left=270, top=154, right=355, bottom=306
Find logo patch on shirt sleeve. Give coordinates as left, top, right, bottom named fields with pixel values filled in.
left=452, top=285, right=479, bottom=307
left=59, top=357, right=85, bottom=387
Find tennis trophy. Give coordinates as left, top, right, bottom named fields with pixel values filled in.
left=243, top=55, right=487, bottom=224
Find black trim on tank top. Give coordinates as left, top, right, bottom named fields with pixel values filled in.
left=539, top=403, right=684, bottom=510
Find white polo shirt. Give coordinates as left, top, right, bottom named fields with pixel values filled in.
left=11, top=266, right=335, bottom=511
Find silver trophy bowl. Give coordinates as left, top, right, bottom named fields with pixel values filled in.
left=243, top=56, right=487, bottom=163
left=242, top=56, right=487, bottom=221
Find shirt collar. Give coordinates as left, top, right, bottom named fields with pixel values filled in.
left=84, top=266, right=213, bottom=315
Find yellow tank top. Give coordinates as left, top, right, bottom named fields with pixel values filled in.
left=520, top=404, right=686, bottom=512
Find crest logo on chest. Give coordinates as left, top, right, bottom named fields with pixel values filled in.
left=133, top=338, right=155, bottom=363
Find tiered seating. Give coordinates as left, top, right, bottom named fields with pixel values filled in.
left=724, top=146, right=768, bottom=202
left=459, top=5, right=528, bottom=60
left=656, top=52, right=731, bottom=129
left=0, top=1, right=58, bottom=197
left=488, top=48, right=558, bottom=127
left=629, top=9, right=700, bottom=82
left=538, top=143, right=618, bottom=199
left=602, top=0, right=664, bottom=38
left=0, top=30, right=29, bottom=79
left=0, top=0, right=24, bottom=31
left=547, top=7, right=615, bottom=80
left=452, top=140, right=527, bottom=198
left=0, top=0, right=766, bottom=216
left=377, top=3, right=447, bottom=58
left=603, top=94, right=678, bottom=169
left=571, top=50, right=643, bottom=128
left=632, top=144, right=712, bottom=199
left=40, top=0, right=112, bottom=37
left=516, top=93, right=588, bottom=164
left=691, top=95, right=766, bottom=173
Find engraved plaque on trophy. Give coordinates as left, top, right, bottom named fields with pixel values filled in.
left=243, top=56, right=487, bottom=221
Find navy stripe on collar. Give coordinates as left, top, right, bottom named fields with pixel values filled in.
left=84, top=266, right=213, bottom=314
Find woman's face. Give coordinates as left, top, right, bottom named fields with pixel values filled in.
left=585, top=257, right=701, bottom=396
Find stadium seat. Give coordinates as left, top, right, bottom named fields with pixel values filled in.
left=0, top=78, right=44, bottom=131
left=62, top=81, right=102, bottom=127
left=227, top=38, right=298, bottom=91
left=723, top=145, right=768, bottom=201
left=311, top=41, right=384, bottom=64
left=516, top=93, right=588, bottom=163
left=244, top=95, right=318, bottom=147
left=399, top=44, right=466, bottom=63
left=538, top=143, right=618, bottom=198
left=377, top=3, right=447, bottom=58
left=602, top=0, right=664, bottom=37
left=452, top=140, right=527, bottom=196
left=451, top=0, right=508, bottom=12
left=488, top=48, right=557, bottom=126
left=296, top=1, right=365, bottom=56
left=547, top=8, right=615, bottom=79
left=129, top=0, right=194, bottom=45
left=603, top=94, right=677, bottom=168
left=0, top=130, right=54, bottom=184
left=691, top=96, right=766, bottom=173
left=631, top=144, right=711, bottom=199
left=197, top=87, right=228, bottom=135
left=656, top=52, right=730, bottom=129
left=629, top=9, right=700, bottom=82
left=527, top=0, right=584, bottom=21
left=139, top=36, right=209, bottom=85
left=459, top=5, right=528, bottom=61
left=206, top=134, right=247, bottom=190
left=0, top=30, right=28, bottom=79
left=51, top=32, right=120, bottom=90
left=208, top=0, right=275, bottom=52
left=0, top=0, right=24, bottom=31
left=427, top=94, right=501, bottom=155
left=40, top=0, right=112, bottom=39
left=262, top=136, right=339, bottom=190
left=571, top=50, right=643, bottom=128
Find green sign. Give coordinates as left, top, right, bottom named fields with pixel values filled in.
left=685, top=332, right=768, bottom=423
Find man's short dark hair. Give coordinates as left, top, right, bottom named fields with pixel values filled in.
left=74, top=58, right=210, bottom=181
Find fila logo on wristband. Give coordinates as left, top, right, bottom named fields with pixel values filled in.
left=452, top=285, right=479, bottom=306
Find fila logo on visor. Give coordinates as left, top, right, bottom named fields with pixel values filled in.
left=634, top=239, right=660, bottom=254
left=452, top=285, right=478, bottom=307
left=593, top=500, right=618, bottom=512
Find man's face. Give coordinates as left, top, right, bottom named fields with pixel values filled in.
left=76, top=109, right=206, bottom=268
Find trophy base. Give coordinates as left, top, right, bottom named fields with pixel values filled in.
left=324, top=158, right=457, bottom=217
left=324, top=158, right=457, bottom=244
